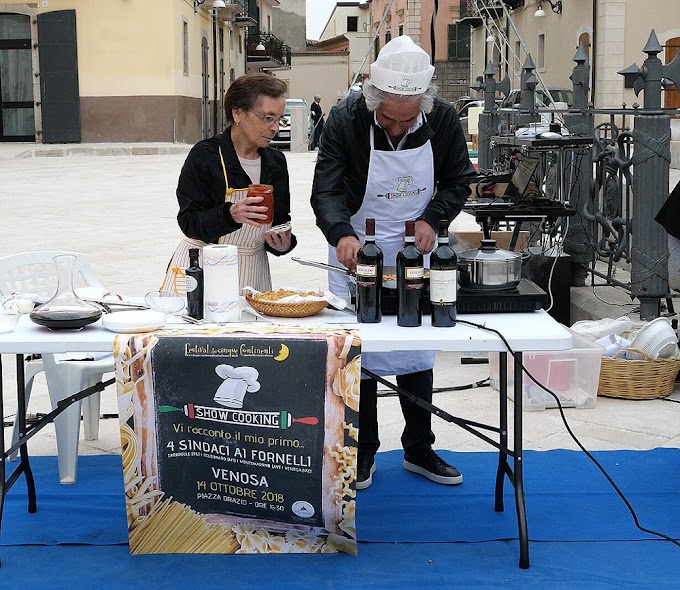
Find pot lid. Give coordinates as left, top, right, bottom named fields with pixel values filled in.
left=459, top=239, right=521, bottom=261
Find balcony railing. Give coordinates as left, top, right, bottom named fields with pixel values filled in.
left=198, top=0, right=247, bottom=19
left=213, top=0, right=246, bottom=14
left=223, top=0, right=246, bottom=12
left=245, top=31, right=291, bottom=70
left=459, top=0, right=525, bottom=25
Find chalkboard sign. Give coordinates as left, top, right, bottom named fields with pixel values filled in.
left=152, top=336, right=327, bottom=527
left=114, top=327, right=361, bottom=555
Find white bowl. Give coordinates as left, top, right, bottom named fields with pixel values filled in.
left=629, top=317, right=678, bottom=359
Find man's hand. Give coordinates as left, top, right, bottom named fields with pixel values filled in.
left=336, top=235, right=361, bottom=273
left=415, top=220, right=436, bottom=254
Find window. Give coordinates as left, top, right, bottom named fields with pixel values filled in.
left=347, top=16, right=358, bottom=32
left=537, top=34, right=545, bottom=69
left=385, top=30, right=391, bottom=45
left=447, top=24, right=470, bottom=60
left=398, top=25, right=403, bottom=36
left=182, top=20, right=189, bottom=76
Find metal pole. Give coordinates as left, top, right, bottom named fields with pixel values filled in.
left=563, top=45, right=594, bottom=284
left=213, top=13, right=218, bottom=135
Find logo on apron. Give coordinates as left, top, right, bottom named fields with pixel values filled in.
left=377, top=175, right=427, bottom=200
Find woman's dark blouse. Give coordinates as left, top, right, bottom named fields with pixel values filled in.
left=176, top=130, right=296, bottom=256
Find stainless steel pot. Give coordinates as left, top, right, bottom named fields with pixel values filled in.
left=458, top=239, right=522, bottom=291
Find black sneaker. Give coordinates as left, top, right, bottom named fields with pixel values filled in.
left=403, top=448, right=463, bottom=485
left=356, top=452, right=376, bottom=490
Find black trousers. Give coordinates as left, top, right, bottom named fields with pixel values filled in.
left=310, top=119, right=323, bottom=149
left=359, top=369, right=435, bottom=457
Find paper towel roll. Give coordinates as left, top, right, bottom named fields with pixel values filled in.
left=203, top=244, right=240, bottom=323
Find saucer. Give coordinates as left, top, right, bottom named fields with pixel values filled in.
left=102, top=310, right=166, bottom=333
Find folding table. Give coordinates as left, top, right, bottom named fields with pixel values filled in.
left=0, top=310, right=572, bottom=568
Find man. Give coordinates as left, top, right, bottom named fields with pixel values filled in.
left=310, top=36, right=476, bottom=489
left=309, top=94, right=324, bottom=150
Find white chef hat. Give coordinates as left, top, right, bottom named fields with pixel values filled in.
left=370, top=35, right=435, bottom=95
left=215, top=364, right=261, bottom=392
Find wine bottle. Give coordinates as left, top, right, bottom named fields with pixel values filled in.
left=430, top=219, right=457, bottom=327
left=396, top=220, right=424, bottom=327
left=186, top=248, right=204, bottom=320
left=356, top=218, right=383, bottom=323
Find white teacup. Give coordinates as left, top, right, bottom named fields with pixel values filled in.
left=3, top=297, right=35, bottom=314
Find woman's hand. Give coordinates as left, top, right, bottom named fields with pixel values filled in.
left=229, top=196, right=269, bottom=227
left=264, top=227, right=292, bottom=252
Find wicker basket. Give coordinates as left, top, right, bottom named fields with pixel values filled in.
left=245, top=293, right=327, bottom=318
left=597, top=348, right=680, bottom=400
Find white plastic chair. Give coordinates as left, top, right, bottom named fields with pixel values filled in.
left=0, top=251, right=114, bottom=484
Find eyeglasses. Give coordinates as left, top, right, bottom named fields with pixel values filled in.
left=246, top=109, right=281, bottom=126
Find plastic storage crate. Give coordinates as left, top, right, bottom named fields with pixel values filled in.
left=489, top=328, right=604, bottom=411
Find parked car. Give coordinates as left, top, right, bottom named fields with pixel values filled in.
left=499, top=88, right=574, bottom=109
left=271, top=98, right=312, bottom=149
left=453, top=96, right=483, bottom=115
left=455, top=98, right=484, bottom=142
left=453, top=96, right=502, bottom=142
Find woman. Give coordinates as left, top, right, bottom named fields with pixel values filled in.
left=161, top=73, right=297, bottom=295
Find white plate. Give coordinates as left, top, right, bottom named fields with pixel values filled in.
left=101, top=310, right=167, bottom=333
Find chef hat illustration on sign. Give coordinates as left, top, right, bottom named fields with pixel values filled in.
left=214, top=364, right=261, bottom=408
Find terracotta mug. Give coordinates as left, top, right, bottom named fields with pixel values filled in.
left=248, top=184, right=274, bottom=225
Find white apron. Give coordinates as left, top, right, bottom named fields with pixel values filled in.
left=328, top=125, right=436, bottom=376
left=160, top=147, right=271, bottom=296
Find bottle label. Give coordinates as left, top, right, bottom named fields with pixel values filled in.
left=186, top=275, right=198, bottom=293
left=405, top=267, right=424, bottom=280
left=356, top=264, right=377, bottom=278
left=430, top=270, right=457, bottom=303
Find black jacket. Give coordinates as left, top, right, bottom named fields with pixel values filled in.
left=310, top=101, right=323, bottom=124
left=310, top=92, right=476, bottom=246
left=655, top=180, right=680, bottom=240
left=176, top=131, right=296, bottom=255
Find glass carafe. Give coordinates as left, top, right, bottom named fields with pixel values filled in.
left=29, top=255, right=102, bottom=330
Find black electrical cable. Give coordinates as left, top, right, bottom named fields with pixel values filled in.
left=377, top=378, right=490, bottom=397
left=455, top=317, right=680, bottom=549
